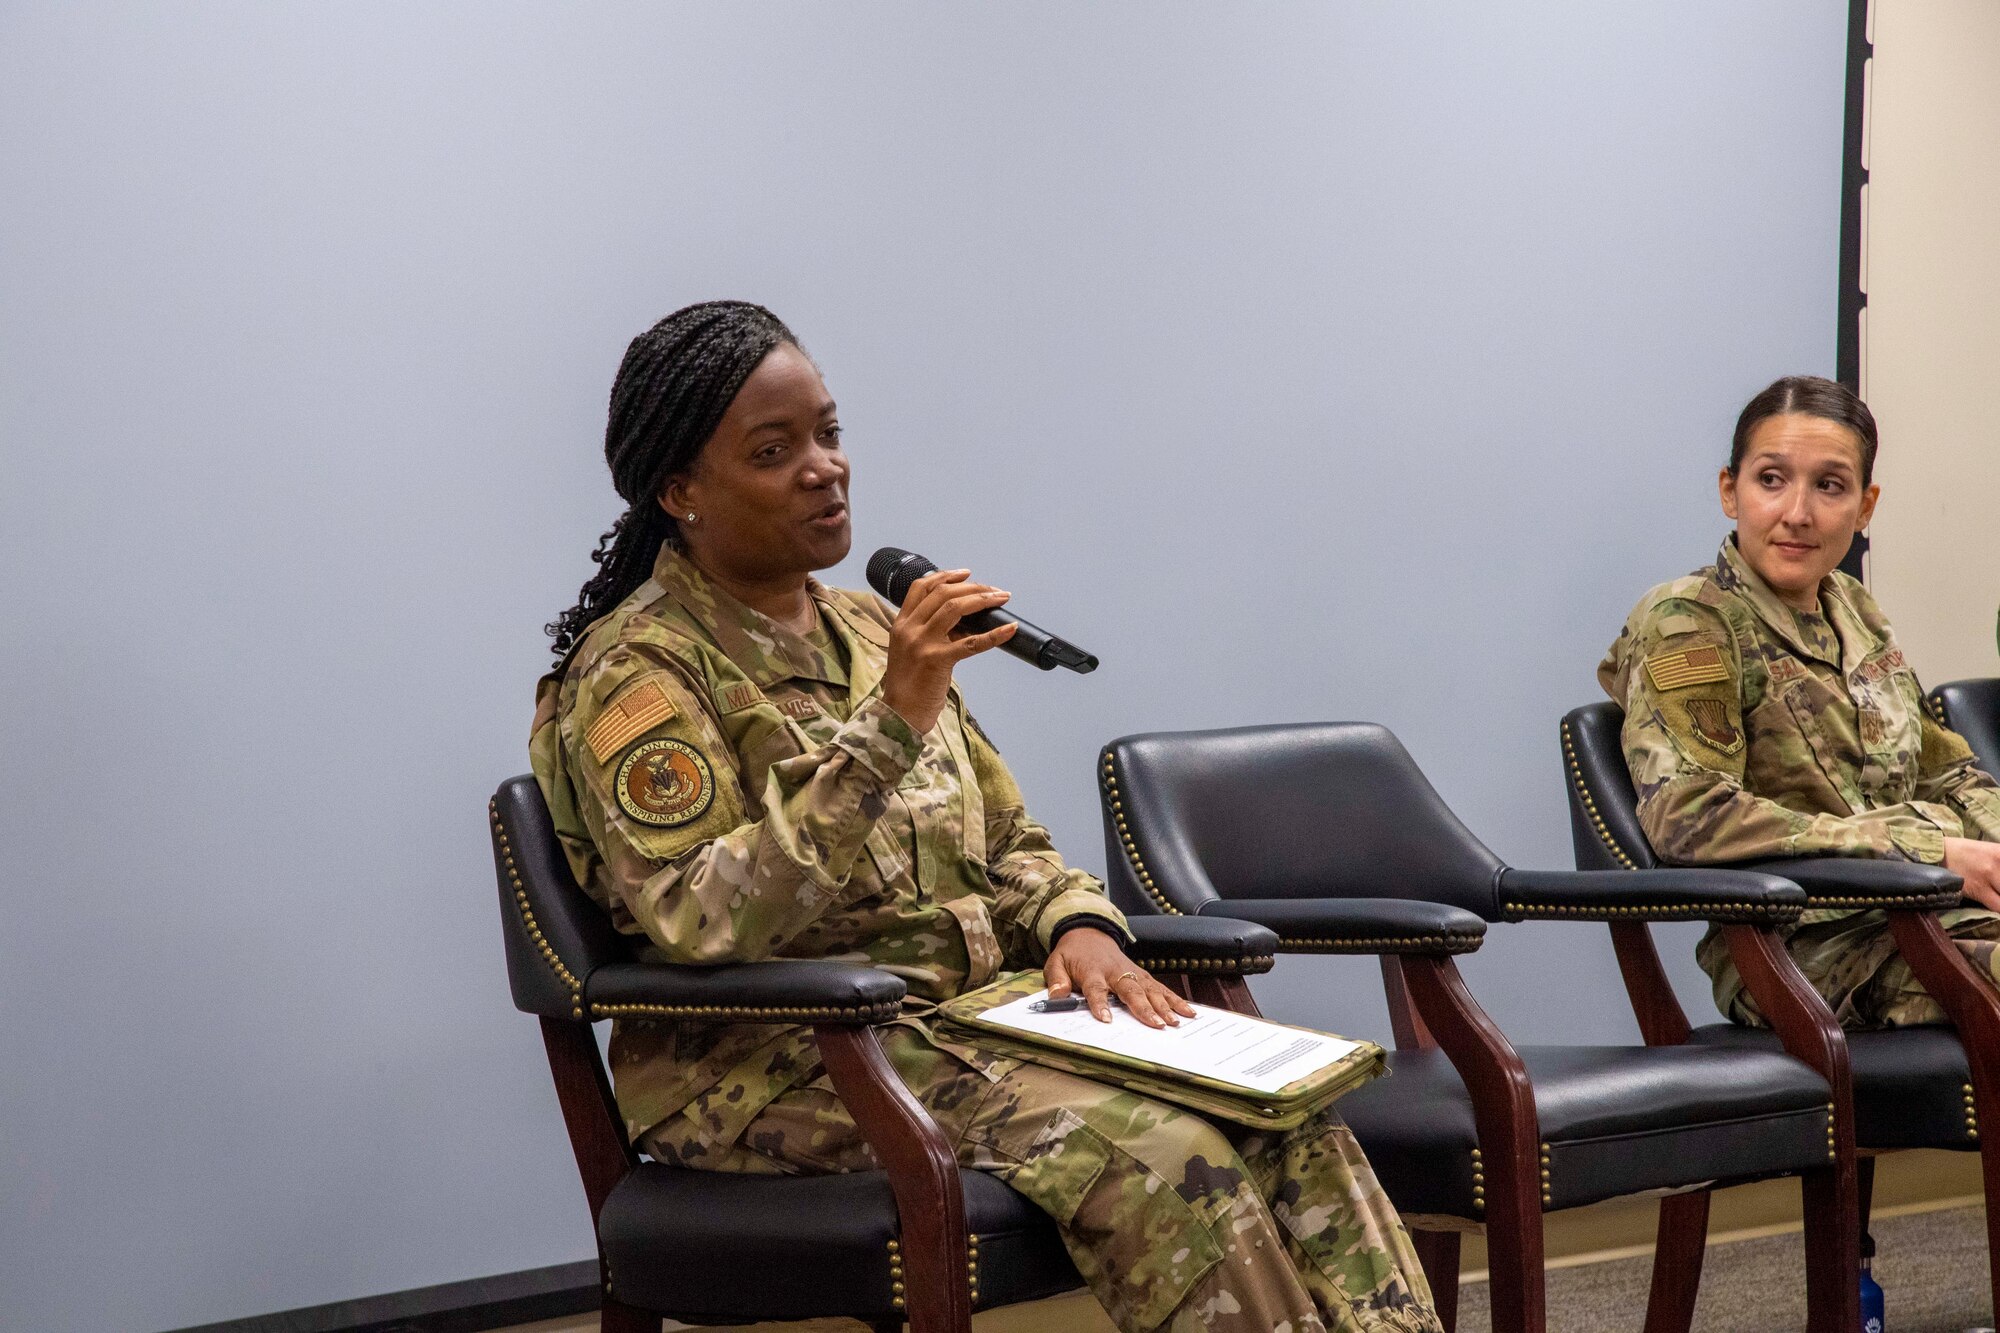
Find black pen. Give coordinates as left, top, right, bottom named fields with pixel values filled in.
left=1029, top=994, right=1125, bottom=1013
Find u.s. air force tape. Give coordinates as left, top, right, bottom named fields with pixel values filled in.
left=615, top=738, right=715, bottom=828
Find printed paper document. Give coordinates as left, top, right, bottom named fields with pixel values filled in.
left=977, top=989, right=1363, bottom=1095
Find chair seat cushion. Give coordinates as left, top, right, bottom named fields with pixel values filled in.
left=598, top=1161, right=1080, bottom=1320
left=1340, top=1044, right=1833, bottom=1217
left=1687, top=1022, right=1977, bottom=1151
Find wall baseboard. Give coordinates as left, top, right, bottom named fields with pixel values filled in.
left=159, top=1261, right=597, bottom=1333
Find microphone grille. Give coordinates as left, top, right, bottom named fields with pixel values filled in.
left=865, top=547, right=936, bottom=605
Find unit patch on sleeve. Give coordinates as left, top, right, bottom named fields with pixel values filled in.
left=1682, top=698, right=1744, bottom=755
left=1645, top=645, right=1731, bottom=693
left=615, top=738, right=715, bottom=827
left=585, top=678, right=678, bottom=763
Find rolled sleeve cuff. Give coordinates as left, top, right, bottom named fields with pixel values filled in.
left=837, top=694, right=925, bottom=787
left=1034, top=889, right=1133, bottom=954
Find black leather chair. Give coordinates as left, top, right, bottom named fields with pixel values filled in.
left=1561, top=701, right=1999, bottom=1319
left=1098, top=724, right=1859, bottom=1333
left=490, top=775, right=1282, bottom=1333
left=1932, top=677, right=2000, bottom=778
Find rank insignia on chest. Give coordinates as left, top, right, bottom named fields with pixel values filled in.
left=1682, top=698, right=1744, bottom=755
left=1645, top=645, right=1731, bottom=693
left=615, top=738, right=716, bottom=827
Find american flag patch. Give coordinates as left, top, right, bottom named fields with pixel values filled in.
left=1645, top=645, right=1730, bottom=692
left=585, top=679, right=676, bottom=762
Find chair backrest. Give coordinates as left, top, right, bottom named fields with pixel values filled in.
left=1099, top=721, right=1507, bottom=920
left=1930, top=678, right=2000, bottom=780
left=1558, top=702, right=1660, bottom=871
left=489, top=774, right=635, bottom=1020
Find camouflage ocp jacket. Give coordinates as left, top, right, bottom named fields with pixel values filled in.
left=1599, top=536, right=2000, bottom=902
left=530, top=542, right=1129, bottom=1148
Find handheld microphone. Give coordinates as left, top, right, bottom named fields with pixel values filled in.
left=865, top=547, right=1099, bottom=674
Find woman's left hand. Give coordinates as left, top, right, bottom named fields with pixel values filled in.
left=1044, top=926, right=1198, bottom=1028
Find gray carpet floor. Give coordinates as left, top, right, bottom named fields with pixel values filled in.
left=1455, top=1205, right=1992, bottom=1333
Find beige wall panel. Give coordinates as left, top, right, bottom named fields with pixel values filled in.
left=1864, top=0, right=2000, bottom=685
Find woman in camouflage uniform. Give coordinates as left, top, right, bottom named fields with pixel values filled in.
left=1600, top=375, right=2000, bottom=1027
left=531, top=302, right=1441, bottom=1333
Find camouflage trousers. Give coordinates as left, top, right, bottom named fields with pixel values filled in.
left=1700, top=905, right=2000, bottom=1028
left=643, top=1025, right=1441, bottom=1333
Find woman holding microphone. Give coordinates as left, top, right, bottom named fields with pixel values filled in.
left=530, top=301, right=1440, bottom=1333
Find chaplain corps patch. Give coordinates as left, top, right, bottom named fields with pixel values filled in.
left=615, top=738, right=714, bottom=827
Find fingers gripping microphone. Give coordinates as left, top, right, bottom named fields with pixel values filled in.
left=866, top=547, right=1099, bottom=673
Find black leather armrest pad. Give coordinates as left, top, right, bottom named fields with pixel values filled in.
left=1498, top=868, right=1804, bottom=924
left=1736, top=857, right=1963, bottom=911
left=1197, top=898, right=1486, bottom=954
left=1124, top=915, right=1279, bottom=975
left=585, top=960, right=906, bottom=1024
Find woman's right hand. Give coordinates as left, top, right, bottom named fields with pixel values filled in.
left=879, top=568, right=1018, bottom=734
left=1943, top=837, right=2000, bottom=913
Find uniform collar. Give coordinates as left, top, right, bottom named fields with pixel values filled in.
left=651, top=544, right=848, bottom=688
left=1715, top=536, right=1873, bottom=673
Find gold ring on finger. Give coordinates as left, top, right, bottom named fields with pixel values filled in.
left=1116, top=970, right=1139, bottom=984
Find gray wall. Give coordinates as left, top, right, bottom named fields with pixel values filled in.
left=0, top=4, right=1845, bottom=1328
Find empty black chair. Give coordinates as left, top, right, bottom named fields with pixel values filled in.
left=490, top=774, right=1281, bottom=1333
left=1099, top=723, right=1857, bottom=1333
left=1562, top=700, right=1998, bottom=1319
left=1932, top=677, right=2000, bottom=778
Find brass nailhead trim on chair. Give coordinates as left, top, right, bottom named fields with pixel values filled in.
left=1470, top=1146, right=1485, bottom=1212
left=1827, top=1105, right=1838, bottom=1160
left=1967, top=1083, right=1980, bottom=1140
left=1281, top=935, right=1483, bottom=952
left=1501, top=901, right=1785, bottom=923
left=1803, top=893, right=1960, bottom=910
left=1100, top=753, right=1182, bottom=916
left=1561, top=721, right=1639, bottom=870
left=589, top=1001, right=902, bottom=1023
left=888, top=1237, right=905, bottom=1310
left=967, top=1232, right=980, bottom=1305
left=490, top=800, right=585, bottom=1020
left=1134, top=955, right=1278, bottom=974
left=1539, top=1144, right=1553, bottom=1206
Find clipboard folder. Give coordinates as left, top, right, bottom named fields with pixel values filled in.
left=937, top=971, right=1387, bottom=1129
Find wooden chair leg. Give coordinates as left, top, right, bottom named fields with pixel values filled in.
left=817, top=1025, right=973, bottom=1333
left=1799, top=1161, right=1861, bottom=1333
left=1856, top=1154, right=1876, bottom=1238
left=1885, top=908, right=2000, bottom=1316
left=598, top=1295, right=661, bottom=1332
left=1398, top=955, right=1545, bottom=1333
left=1641, top=1190, right=1709, bottom=1333
left=1412, top=1228, right=1461, bottom=1332
left=1719, top=926, right=1860, bottom=1333
left=1980, top=1131, right=2000, bottom=1321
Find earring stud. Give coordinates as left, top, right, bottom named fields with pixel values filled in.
left=684, top=511, right=697, bottom=523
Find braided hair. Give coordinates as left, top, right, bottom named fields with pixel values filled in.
left=546, top=300, right=799, bottom=658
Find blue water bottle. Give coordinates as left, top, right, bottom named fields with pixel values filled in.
left=1859, top=1233, right=1884, bottom=1333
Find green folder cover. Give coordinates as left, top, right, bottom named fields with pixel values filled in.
left=937, top=971, right=1387, bottom=1129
